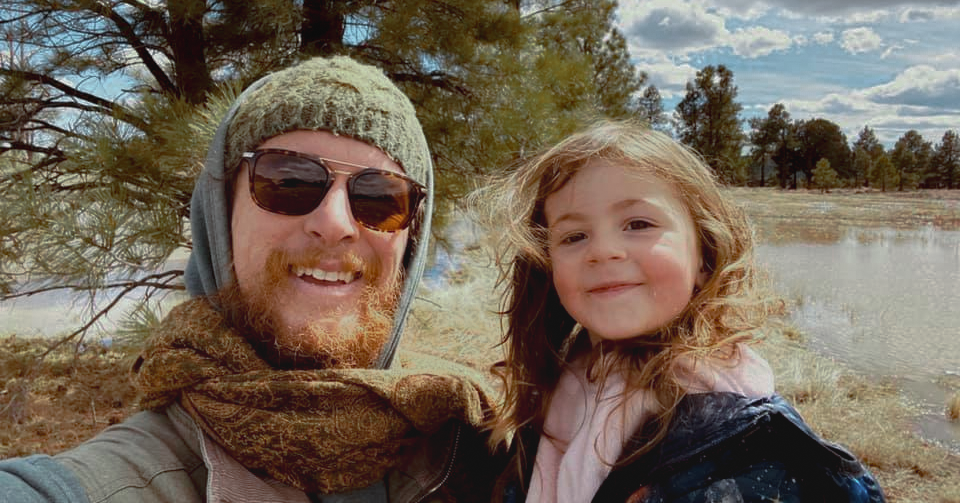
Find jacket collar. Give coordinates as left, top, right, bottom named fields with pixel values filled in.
left=596, top=392, right=868, bottom=500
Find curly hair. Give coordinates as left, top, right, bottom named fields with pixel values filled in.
left=470, top=119, right=781, bottom=491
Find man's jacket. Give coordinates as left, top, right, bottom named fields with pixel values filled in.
left=1, top=402, right=498, bottom=503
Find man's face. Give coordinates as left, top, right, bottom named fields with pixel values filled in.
left=229, top=130, right=409, bottom=368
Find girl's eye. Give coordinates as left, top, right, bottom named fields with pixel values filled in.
left=626, top=219, right=653, bottom=230
left=559, top=232, right=586, bottom=245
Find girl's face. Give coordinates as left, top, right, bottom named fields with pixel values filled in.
left=544, top=160, right=706, bottom=345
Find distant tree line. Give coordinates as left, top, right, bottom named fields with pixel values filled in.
left=672, top=65, right=960, bottom=191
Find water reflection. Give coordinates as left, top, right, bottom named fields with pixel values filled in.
left=754, top=220, right=960, bottom=449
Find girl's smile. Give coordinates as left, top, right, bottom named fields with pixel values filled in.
left=587, top=281, right=642, bottom=294
left=544, top=159, right=706, bottom=344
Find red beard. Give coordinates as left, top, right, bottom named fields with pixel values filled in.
left=217, top=249, right=402, bottom=369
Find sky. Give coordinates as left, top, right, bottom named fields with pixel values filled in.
left=615, top=0, right=960, bottom=147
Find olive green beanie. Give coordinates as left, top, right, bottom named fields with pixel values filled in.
left=225, top=56, right=430, bottom=186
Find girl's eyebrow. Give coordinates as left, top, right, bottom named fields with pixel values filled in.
left=550, top=198, right=648, bottom=227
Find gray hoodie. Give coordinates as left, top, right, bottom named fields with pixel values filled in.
left=184, top=56, right=434, bottom=370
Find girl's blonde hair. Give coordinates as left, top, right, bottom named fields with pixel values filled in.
left=471, top=119, right=780, bottom=489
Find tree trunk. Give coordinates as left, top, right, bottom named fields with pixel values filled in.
left=301, top=0, right=347, bottom=56
left=760, top=153, right=766, bottom=187
left=168, top=0, right=213, bottom=104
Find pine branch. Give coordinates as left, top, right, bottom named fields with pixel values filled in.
left=389, top=70, right=473, bottom=97
left=0, top=270, right=185, bottom=301
left=0, top=68, right=148, bottom=130
left=522, top=0, right=583, bottom=19
left=81, top=0, right=178, bottom=97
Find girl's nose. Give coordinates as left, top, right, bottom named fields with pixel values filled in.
left=586, top=234, right=627, bottom=263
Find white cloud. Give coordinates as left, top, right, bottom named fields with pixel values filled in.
left=786, top=93, right=871, bottom=116
left=782, top=92, right=925, bottom=146
left=777, top=78, right=960, bottom=146
left=812, top=31, right=834, bottom=44
left=838, top=10, right=890, bottom=24
left=929, top=51, right=960, bottom=67
left=900, top=8, right=937, bottom=22
left=618, top=0, right=728, bottom=57
left=880, top=45, right=901, bottom=59
left=840, top=27, right=882, bottom=54
left=637, top=58, right=700, bottom=98
left=624, top=1, right=960, bottom=148
left=862, top=65, right=960, bottom=109
left=899, top=6, right=960, bottom=22
left=740, top=0, right=927, bottom=17
left=728, top=26, right=793, bottom=58
left=703, top=0, right=770, bottom=20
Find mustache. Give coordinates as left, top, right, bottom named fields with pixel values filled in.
left=272, top=249, right=369, bottom=273
left=254, top=249, right=383, bottom=292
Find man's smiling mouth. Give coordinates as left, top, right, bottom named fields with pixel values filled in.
left=292, top=266, right=362, bottom=284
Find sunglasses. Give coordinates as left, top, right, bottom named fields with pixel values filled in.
left=243, top=149, right=426, bottom=232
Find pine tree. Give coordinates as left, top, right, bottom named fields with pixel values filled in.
left=891, top=130, right=931, bottom=190
left=812, top=158, right=840, bottom=193
left=796, top=118, right=850, bottom=188
left=929, top=130, right=960, bottom=189
left=636, top=86, right=668, bottom=131
left=524, top=0, right=651, bottom=120
left=851, top=126, right=884, bottom=188
left=675, top=65, right=744, bottom=184
left=748, top=103, right=791, bottom=187
left=870, top=154, right=898, bottom=192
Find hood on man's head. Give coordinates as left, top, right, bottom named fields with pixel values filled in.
left=184, top=55, right=434, bottom=369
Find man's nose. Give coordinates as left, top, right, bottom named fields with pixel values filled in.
left=302, top=180, right=359, bottom=244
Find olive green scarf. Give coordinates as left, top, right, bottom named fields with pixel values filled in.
left=133, top=298, right=494, bottom=494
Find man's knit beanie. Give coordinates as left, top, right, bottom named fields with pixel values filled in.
left=225, top=56, right=430, bottom=186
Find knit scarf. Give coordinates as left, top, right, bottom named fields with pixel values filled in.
left=133, top=298, right=494, bottom=494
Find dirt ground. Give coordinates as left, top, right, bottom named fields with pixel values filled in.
left=0, top=335, right=138, bottom=457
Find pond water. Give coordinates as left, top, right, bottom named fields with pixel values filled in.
left=752, top=219, right=960, bottom=451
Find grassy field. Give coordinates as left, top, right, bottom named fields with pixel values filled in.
left=2, top=188, right=960, bottom=501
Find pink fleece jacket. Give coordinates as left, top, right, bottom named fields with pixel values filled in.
left=526, top=344, right=775, bottom=503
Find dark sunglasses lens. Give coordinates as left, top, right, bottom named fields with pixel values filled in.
left=251, top=153, right=329, bottom=215
left=350, top=172, right=417, bottom=232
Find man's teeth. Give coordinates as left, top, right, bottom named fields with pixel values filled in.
left=293, top=267, right=357, bottom=283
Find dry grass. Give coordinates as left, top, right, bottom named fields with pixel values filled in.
left=756, top=330, right=960, bottom=502
left=0, top=336, right=139, bottom=458
left=949, top=394, right=960, bottom=422
left=727, top=187, right=960, bottom=245
left=404, top=249, right=505, bottom=374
